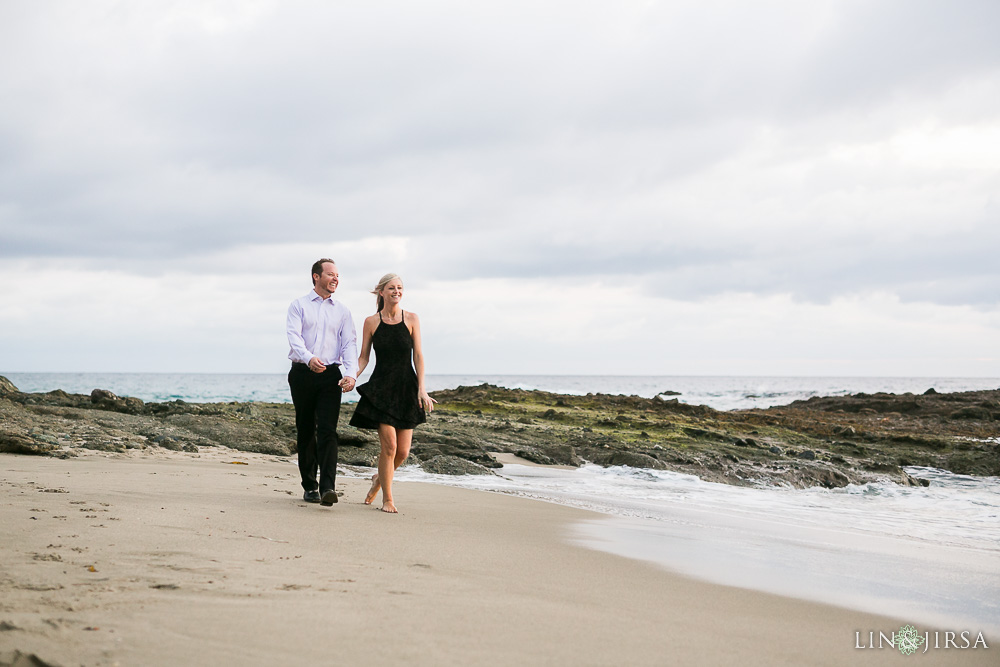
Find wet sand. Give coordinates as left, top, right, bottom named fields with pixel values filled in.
left=1, top=450, right=993, bottom=666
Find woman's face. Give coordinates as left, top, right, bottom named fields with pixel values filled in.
left=381, top=278, right=403, bottom=306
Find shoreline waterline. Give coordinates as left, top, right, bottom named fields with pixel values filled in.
left=8, top=450, right=958, bottom=666
left=570, top=509, right=1000, bottom=635
left=372, top=462, right=1000, bottom=634
left=5, top=372, right=998, bottom=642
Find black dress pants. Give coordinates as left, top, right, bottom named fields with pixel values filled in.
left=288, top=363, right=343, bottom=493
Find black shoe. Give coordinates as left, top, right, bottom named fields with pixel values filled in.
left=303, top=490, right=321, bottom=503
left=320, top=489, right=339, bottom=506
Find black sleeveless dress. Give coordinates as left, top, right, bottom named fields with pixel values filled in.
left=349, top=311, right=427, bottom=430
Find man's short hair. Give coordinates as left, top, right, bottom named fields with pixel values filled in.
left=311, top=258, right=335, bottom=285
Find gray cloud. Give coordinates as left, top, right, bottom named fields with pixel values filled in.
left=401, top=208, right=1000, bottom=307
left=1, top=0, right=998, bottom=309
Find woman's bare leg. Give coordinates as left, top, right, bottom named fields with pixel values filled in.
left=376, top=424, right=399, bottom=513
left=393, top=428, right=412, bottom=470
left=375, top=426, right=414, bottom=513
left=365, top=424, right=400, bottom=505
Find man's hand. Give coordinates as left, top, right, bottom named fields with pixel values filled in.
left=308, top=357, right=326, bottom=373
left=339, top=376, right=356, bottom=393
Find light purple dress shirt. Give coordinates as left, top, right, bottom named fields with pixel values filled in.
left=286, top=291, right=358, bottom=379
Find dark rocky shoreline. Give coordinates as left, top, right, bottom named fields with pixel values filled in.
left=1, top=375, right=997, bottom=489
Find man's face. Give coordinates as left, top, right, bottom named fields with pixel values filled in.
left=314, top=262, right=339, bottom=297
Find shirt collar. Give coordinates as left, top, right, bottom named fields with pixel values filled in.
left=308, top=290, right=335, bottom=304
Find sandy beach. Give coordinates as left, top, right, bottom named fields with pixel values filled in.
left=1, top=449, right=993, bottom=666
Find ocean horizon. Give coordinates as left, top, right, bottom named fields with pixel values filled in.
left=3, top=372, right=999, bottom=412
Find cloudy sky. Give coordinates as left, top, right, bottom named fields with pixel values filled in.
left=1, top=0, right=998, bottom=376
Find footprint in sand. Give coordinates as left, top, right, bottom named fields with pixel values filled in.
left=15, top=583, right=63, bottom=592
left=0, top=650, right=60, bottom=667
left=31, top=553, right=63, bottom=562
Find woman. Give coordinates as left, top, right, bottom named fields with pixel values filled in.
left=349, top=273, right=435, bottom=513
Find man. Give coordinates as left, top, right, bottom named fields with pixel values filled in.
left=286, top=259, right=358, bottom=506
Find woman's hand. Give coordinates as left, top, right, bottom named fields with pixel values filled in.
left=419, top=391, right=437, bottom=412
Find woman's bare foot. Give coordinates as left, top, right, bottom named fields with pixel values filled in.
left=364, top=474, right=379, bottom=505
left=380, top=501, right=398, bottom=513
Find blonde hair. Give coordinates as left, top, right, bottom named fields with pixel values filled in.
left=372, top=273, right=403, bottom=312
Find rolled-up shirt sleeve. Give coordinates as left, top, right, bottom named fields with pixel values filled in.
left=338, top=310, right=359, bottom=379
left=286, top=300, right=313, bottom=364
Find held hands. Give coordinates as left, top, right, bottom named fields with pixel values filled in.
left=309, top=358, right=355, bottom=393
left=419, top=391, right=437, bottom=413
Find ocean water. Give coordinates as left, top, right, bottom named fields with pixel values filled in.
left=378, top=463, right=1000, bottom=633
left=4, top=372, right=999, bottom=411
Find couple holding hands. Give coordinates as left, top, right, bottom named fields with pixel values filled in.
left=285, top=258, right=435, bottom=514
